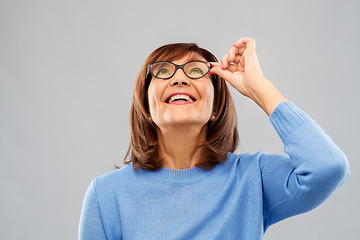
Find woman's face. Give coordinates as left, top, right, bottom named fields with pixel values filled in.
left=147, top=52, right=214, bottom=131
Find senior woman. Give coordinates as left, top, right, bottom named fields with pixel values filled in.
left=79, top=37, right=349, bottom=239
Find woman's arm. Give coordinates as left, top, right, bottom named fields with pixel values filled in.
left=210, top=37, right=350, bottom=229
left=260, top=101, right=349, bottom=229
left=79, top=180, right=108, bottom=240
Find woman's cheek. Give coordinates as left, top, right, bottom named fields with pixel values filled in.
left=204, top=82, right=215, bottom=104
left=148, top=83, right=164, bottom=117
left=147, top=86, right=157, bottom=114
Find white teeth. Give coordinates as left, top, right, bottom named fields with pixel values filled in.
left=168, top=94, right=194, bottom=103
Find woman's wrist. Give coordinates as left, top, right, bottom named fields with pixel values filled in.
left=247, top=78, right=288, bottom=116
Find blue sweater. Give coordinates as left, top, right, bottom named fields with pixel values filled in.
left=79, top=101, right=349, bottom=240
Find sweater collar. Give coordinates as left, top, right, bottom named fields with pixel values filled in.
left=132, top=162, right=222, bottom=185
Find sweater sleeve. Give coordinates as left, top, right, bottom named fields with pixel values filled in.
left=260, top=101, right=350, bottom=230
left=79, top=179, right=108, bottom=240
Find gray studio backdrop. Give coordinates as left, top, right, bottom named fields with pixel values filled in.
left=1, top=0, right=359, bottom=239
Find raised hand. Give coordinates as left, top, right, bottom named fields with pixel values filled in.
left=210, top=37, right=287, bottom=116
left=209, top=37, right=266, bottom=98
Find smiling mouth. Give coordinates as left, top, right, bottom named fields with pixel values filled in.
left=166, top=94, right=197, bottom=104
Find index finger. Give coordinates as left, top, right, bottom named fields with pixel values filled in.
left=233, top=37, right=255, bottom=50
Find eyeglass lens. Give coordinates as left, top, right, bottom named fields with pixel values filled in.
left=150, top=62, right=209, bottom=79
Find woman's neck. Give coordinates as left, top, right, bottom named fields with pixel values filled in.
left=157, top=125, right=207, bottom=169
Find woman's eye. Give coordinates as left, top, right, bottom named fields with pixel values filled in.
left=156, top=69, right=169, bottom=76
left=191, top=68, right=204, bottom=74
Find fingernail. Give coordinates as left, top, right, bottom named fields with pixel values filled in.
left=208, top=72, right=214, bottom=75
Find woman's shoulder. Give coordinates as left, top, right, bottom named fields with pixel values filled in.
left=227, top=151, right=289, bottom=170
left=92, top=163, right=136, bottom=188
left=226, top=151, right=267, bottom=163
left=225, top=151, right=270, bottom=173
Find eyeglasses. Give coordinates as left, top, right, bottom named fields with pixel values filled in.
left=147, top=61, right=212, bottom=80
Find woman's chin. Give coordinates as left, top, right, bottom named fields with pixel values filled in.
left=162, top=115, right=208, bottom=127
left=154, top=109, right=211, bottom=128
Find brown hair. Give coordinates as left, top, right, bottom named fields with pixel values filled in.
left=121, top=43, right=239, bottom=171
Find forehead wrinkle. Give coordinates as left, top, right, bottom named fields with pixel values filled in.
left=173, top=53, right=207, bottom=64
left=158, top=52, right=206, bottom=64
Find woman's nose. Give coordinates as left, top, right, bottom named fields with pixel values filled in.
left=169, top=70, right=191, bottom=86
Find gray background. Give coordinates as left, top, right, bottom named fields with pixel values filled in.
left=1, top=0, right=359, bottom=239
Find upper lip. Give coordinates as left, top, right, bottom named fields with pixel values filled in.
left=165, top=92, right=197, bottom=103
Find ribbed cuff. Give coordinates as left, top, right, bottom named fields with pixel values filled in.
left=269, top=101, right=311, bottom=140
